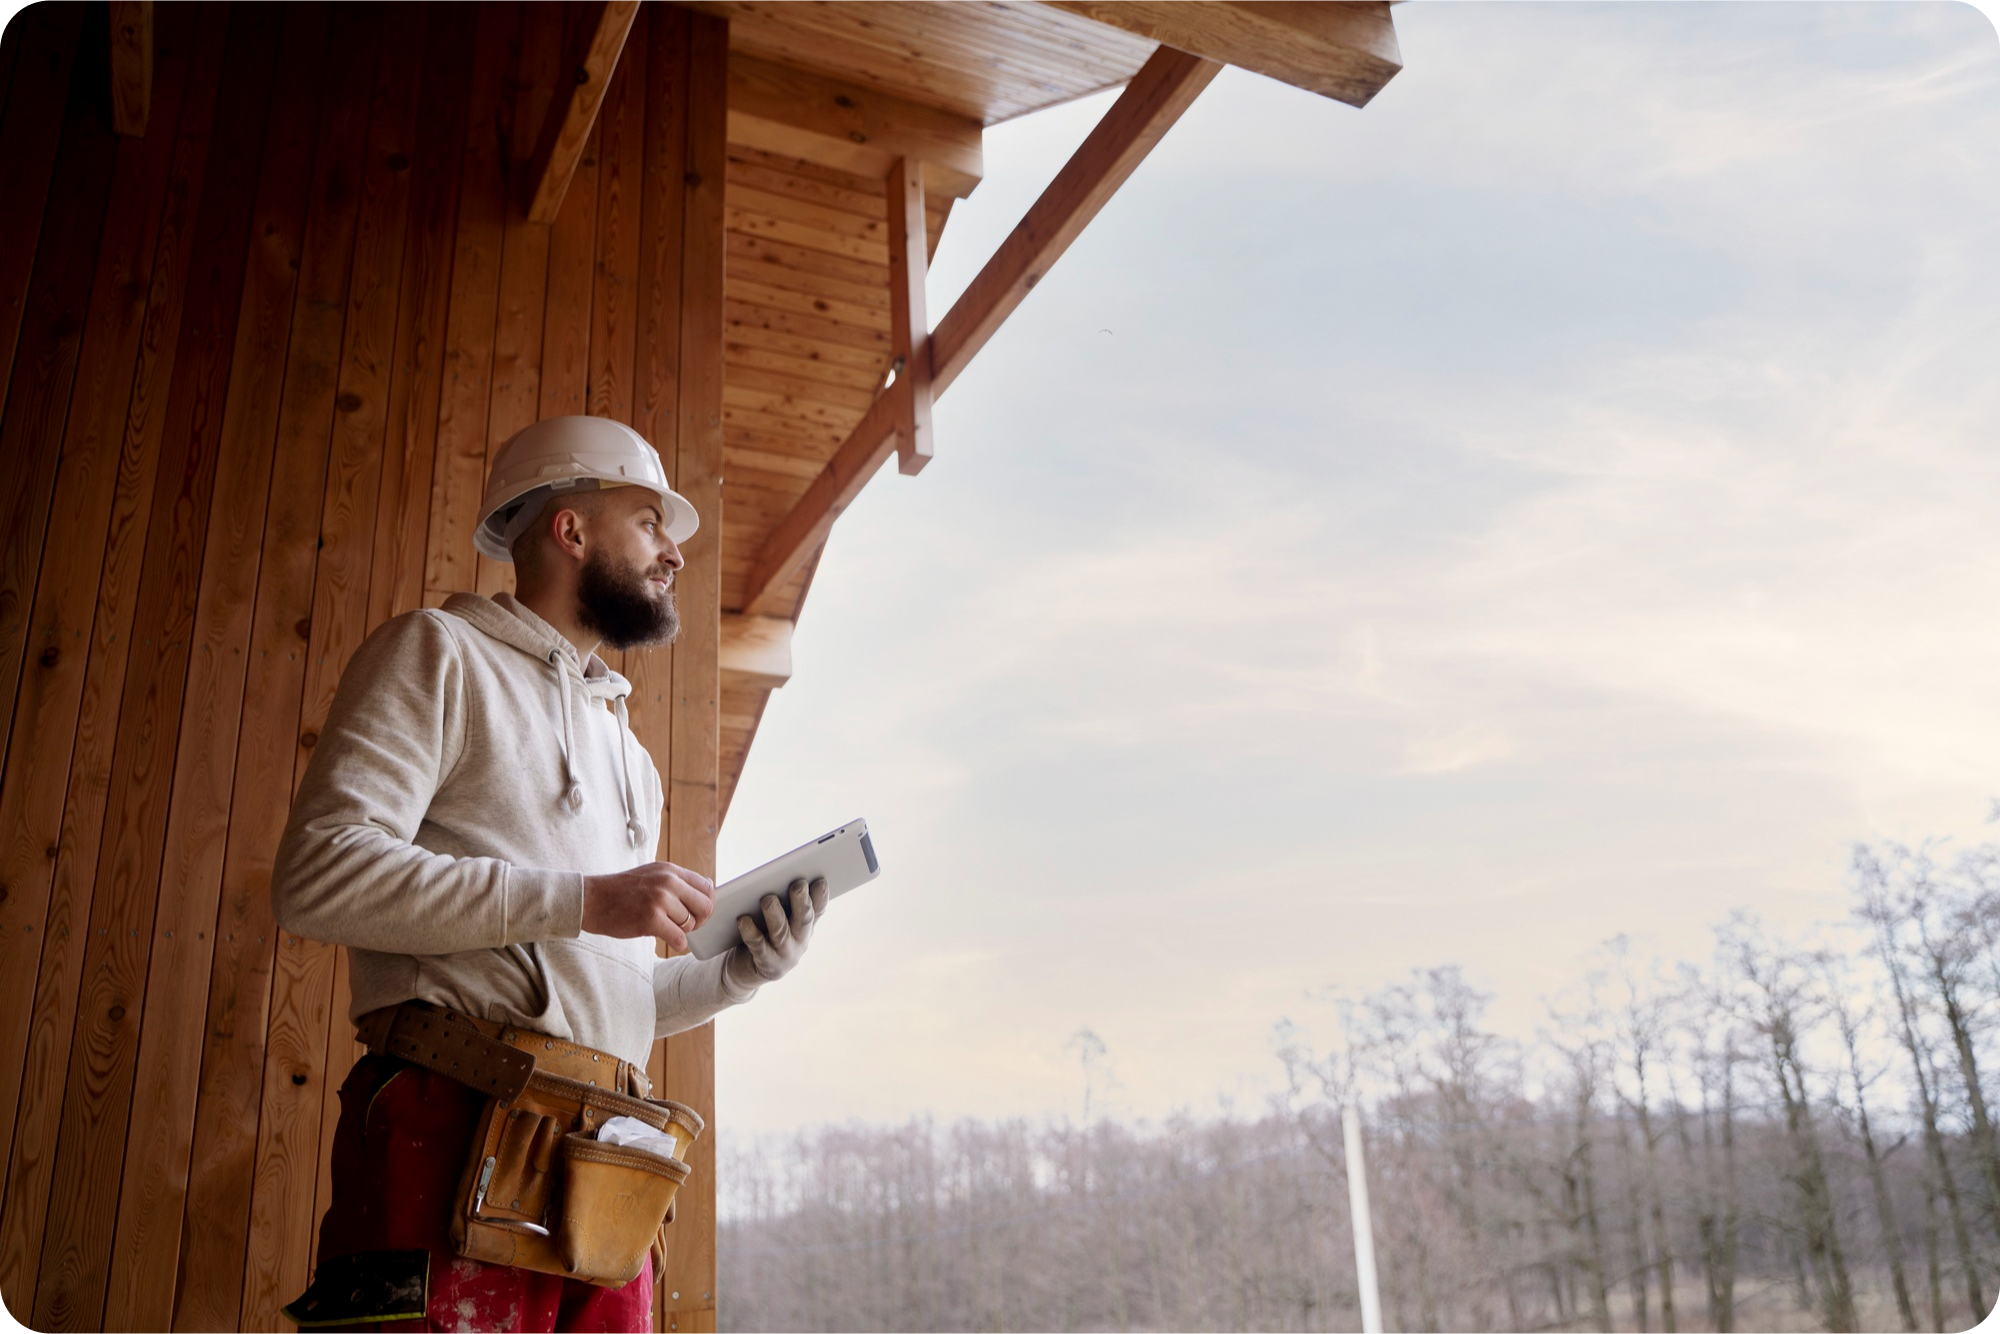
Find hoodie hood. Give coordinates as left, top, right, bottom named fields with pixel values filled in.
left=441, top=592, right=647, bottom=849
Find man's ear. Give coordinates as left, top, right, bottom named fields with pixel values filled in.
left=549, top=504, right=590, bottom=563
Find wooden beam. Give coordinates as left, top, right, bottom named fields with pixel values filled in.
left=720, top=613, right=793, bottom=690
left=1041, top=1, right=1401, bottom=108
left=726, top=53, right=983, bottom=200
left=739, top=380, right=903, bottom=617
left=930, top=44, right=1218, bottom=398
left=525, top=0, right=641, bottom=224
left=738, top=45, right=1219, bottom=617
left=887, top=157, right=933, bottom=475
left=108, top=1, right=152, bottom=136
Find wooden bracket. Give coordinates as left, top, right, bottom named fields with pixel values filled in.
left=736, top=47, right=1220, bottom=617
left=888, top=157, right=934, bottom=476
left=526, top=0, right=642, bottom=223
left=720, top=614, right=794, bottom=690
left=930, top=45, right=1219, bottom=398
left=108, top=0, right=152, bottom=137
left=1041, top=1, right=1402, bottom=108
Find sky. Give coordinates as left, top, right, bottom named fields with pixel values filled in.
left=713, top=1, right=2000, bottom=1138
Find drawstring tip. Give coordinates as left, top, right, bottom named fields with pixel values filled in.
left=626, top=818, right=646, bottom=847
left=566, top=784, right=584, bottom=811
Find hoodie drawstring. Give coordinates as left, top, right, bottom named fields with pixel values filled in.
left=550, top=649, right=647, bottom=848
left=551, top=650, right=584, bottom=811
left=613, top=696, right=646, bottom=849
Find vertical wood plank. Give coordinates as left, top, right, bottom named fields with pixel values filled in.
left=367, top=2, right=474, bottom=628
left=294, top=0, right=429, bottom=1276
left=0, top=2, right=83, bottom=448
left=0, top=4, right=115, bottom=816
left=538, top=107, right=598, bottom=417
left=0, top=0, right=193, bottom=1206
left=887, top=156, right=933, bottom=475
left=0, top=10, right=145, bottom=1328
left=154, top=6, right=337, bottom=1330
left=660, top=13, right=728, bottom=1332
left=473, top=5, right=552, bottom=603
left=42, top=7, right=362, bottom=1329
left=2, top=7, right=220, bottom=1321
left=220, top=8, right=382, bottom=1328
left=424, top=1, right=520, bottom=606
left=588, top=37, right=643, bottom=426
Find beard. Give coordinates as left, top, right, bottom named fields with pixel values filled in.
left=576, top=548, right=680, bottom=650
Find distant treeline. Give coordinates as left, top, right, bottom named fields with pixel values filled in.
left=716, top=840, right=2000, bottom=1333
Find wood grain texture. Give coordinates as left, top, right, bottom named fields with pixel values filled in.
left=107, top=1, right=152, bottom=136
left=679, top=0, right=1151, bottom=124
left=588, top=36, right=644, bottom=424
left=159, top=7, right=336, bottom=1330
left=887, top=156, right=931, bottom=475
left=0, top=24, right=125, bottom=1328
left=725, top=50, right=981, bottom=199
left=0, top=3, right=117, bottom=833
left=94, top=13, right=289, bottom=1325
left=0, top=10, right=215, bottom=1327
left=0, top=2, right=83, bottom=452
left=526, top=0, right=640, bottom=223
left=225, top=9, right=380, bottom=1327
left=368, top=2, right=474, bottom=627
left=423, top=1, right=518, bottom=603
left=0, top=12, right=196, bottom=1326
left=1042, top=0, right=1402, bottom=108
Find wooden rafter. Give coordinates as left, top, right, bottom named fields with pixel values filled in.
left=888, top=157, right=934, bottom=476
left=720, top=614, right=794, bottom=690
left=1042, top=1, right=1402, bottom=108
left=525, top=0, right=642, bottom=223
left=737, top=46, right=1221, bottom=617
left=727, top=54, right=984, bottom=199
left=108, top=1, right=152, bottom=137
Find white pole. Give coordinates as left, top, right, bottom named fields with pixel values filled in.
left=1343, top=1103, right=1385, bottom=1334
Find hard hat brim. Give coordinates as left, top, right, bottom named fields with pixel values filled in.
left=474, top=480, right=699, bottom=562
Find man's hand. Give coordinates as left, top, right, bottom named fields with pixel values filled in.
left=724, top=877, right=827, bottom=991
left=582, top=861, right=715, bottom=953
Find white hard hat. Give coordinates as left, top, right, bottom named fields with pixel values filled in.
left=474, top=415, right=699, bottom=562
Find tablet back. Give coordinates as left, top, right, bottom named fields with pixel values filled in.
left=686, top=819, right=878, bottom=960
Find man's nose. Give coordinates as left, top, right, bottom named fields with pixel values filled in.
left=659, top=539, right=684, bottom=571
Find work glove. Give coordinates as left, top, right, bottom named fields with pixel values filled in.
left=723, top=876, right=826, bottom=992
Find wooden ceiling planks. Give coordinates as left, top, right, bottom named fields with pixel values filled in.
left=683, top=0, right=1155, bottom=124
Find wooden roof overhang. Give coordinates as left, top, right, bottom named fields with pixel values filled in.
left=512, top=0, right=1405, bottom=815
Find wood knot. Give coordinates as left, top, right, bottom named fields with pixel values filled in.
left=295, top=617, right=312, bottom=640
left=335, top=392, right=364, bottom=413
left=291, top=1072, right=308, bottom=1086
left=39, top=646, right=58, bottom=668
left=108, top=1006, right=125, bottom=1022
left=387, top=152, right=410, bottom=172
left=300, top=730, right=318, bottom=749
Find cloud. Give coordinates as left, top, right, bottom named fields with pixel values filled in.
left=714, top=3, right=2000, bottom=1134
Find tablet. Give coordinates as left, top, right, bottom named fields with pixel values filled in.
left=685, top=819, right=879, bottom=960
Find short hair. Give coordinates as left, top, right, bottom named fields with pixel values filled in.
left=508, top=488, right=618, bottom=579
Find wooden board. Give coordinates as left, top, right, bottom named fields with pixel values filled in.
left=680, top=0, right=1153, bottom=125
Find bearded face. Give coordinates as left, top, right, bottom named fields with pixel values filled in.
left=576, top=545, right=680, bottom=650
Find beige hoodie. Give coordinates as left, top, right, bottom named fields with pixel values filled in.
left=271, top=592, right=753, bottom=1069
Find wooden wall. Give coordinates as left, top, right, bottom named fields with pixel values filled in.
left=0, top=3, right=727, bottom=1329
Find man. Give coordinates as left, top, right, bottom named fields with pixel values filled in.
left=273, top=416, right=821, bottom=1331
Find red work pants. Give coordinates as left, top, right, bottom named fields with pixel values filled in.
left=307, top=1054, right=653, bottom=1333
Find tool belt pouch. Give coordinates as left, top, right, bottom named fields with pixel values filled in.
left=559, top=1134, right=692, bottom=1283
left=450, top=1071, right=700, bottom=1287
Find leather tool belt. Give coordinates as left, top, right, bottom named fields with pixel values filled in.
left=355, top=1002, right=704, bottom=1287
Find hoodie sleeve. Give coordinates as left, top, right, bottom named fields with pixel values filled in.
left=652, top=952, right=760, bottom=1039
left=271, top=611, right=585, bottom=953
